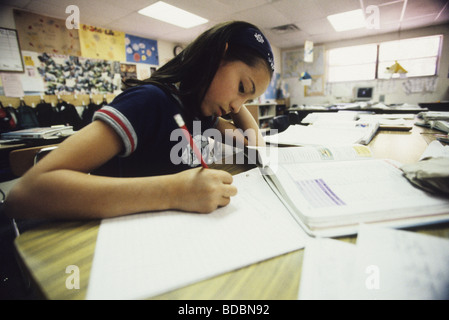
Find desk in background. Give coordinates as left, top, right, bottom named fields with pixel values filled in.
left=13, top=124, right=449, bottom=300
left=288, top=104, right=428, bottom=124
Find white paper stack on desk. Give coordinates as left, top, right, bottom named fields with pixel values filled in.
left=0, top=125, right=74, bottom=140
left=415, top=111, right=449, bottom=133
left=298, top=224, right=449, bottom=300
left=400, top=140, right=449, bottom=195
left=265, top=115, right=379, bottom=146
left=302, top=111, right=413, bottom=130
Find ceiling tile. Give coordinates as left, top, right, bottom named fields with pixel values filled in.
left=404, top=0, right=448, bottom=19
left=232, top=3, right=289, bottom=29
left=1, top=0, right=448, bottom=49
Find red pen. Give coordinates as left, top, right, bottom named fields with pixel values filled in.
left=174, top=114, right=209, bottom=168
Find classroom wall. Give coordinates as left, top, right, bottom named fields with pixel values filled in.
left=0, top=4, right=282, bottom=107
left=283, top=23, right=449, bottom=106
left=0, top=4, right=181, bottom=108
left=0, top=5, right=178, bottom=67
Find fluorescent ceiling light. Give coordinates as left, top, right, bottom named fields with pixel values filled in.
left=327, top=9, right=366, bottom=32
left=138, top=1, right=208, bottom=29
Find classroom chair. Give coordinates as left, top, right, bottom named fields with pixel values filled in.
left=270, top=115, right=290, bottom=133
left=288, top=111, right=301, bottom=125
left=9, top=145, right=58, bottom=177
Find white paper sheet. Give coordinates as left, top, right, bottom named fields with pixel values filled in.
left=87, top=169, right=308, bottom=300
left=419, top=140, right=449, bottom=160
left=351, top=224, right=449, bottom=300
left=298, top=225, right=449, bottom=300
left=264, top=124, right=375, bottom=146
left=298, top=238, right=357, bottom=300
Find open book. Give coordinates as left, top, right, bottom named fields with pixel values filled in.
left=250, top=145, right=449, bottom=237
left=264, top=121, right=379, bottom=146
left=88, top=144, right=449, bottom=300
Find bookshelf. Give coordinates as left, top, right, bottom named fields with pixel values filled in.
left=246, top=99, right=289, bottom=129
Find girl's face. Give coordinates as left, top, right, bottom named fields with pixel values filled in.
left=200, top=59, right=271, bottom=117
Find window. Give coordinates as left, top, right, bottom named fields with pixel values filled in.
left=327, top=35, right=442, bottom=82
left=328, top=44, right=377, bottom=82
left=378, top=35, right=441, bottom=79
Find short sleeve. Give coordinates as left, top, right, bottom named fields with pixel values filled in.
left=93, top=85, right=176, bottom=157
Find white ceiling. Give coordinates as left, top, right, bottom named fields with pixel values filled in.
left=1, top=0, right=449, bottom=49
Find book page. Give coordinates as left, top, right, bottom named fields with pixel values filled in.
left=249, top=144, right=372, bottom=169
left=264, top=124, right=375, bottom=146
left=272, top=159, right=449, bottom=233
left=87, top=169, right=308, bottom=300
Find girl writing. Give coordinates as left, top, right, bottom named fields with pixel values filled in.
left=5, top=21, right=274, bottom=219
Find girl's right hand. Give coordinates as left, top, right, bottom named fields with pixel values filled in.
left=171, top=168, right=238, bottom=213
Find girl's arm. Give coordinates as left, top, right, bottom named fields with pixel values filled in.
left=5, top=121, right=237, bottom=219
left=216, top=105, right=265, bottom=147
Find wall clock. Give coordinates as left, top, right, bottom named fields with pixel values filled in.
left=173, top=45, right=184, bottom=56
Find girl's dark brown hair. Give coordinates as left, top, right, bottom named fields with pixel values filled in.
left=123, top=21, right=273, bottom=116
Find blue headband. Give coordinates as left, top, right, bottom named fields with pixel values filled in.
left=230, top=27, right=275, bottom=72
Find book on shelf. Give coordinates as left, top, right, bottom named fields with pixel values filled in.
left=249, top=144, right=449, bottom=237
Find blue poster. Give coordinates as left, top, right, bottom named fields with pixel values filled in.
left=125, top=34, right=159, bottom=65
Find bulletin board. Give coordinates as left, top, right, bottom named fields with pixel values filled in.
left=125, top=34, right=159, bottom=65
left=0, top=28, right=25, bottom=72
left=79, top=24, right=126, bottom=61
left=14, top=10, right=81, bottom=56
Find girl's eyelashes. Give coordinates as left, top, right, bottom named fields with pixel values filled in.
left=239, top=82, right=245, bottom=94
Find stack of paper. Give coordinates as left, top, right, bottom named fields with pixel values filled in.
left=265, top=121, right=379, bottom=146
left=401, top=141, right=449, bottom=195
left=310, top=120, right=379, bottom=144
left=301, top=112, right=359, bottom=124
left=298, top=224, right=449, bottom=300
left=418, top=111, right=449, bottom=121
left=416, top=111, right=449, bottom=132
left=433, top=120, right=449, bottom=133
left=1, top=126, right=74, bottom=140
left=302, top=111, right=413, bottom=131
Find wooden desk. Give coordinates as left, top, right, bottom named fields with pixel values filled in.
left=14, top=125, right=449, bottom=300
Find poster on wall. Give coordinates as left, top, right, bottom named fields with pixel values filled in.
left=23, top=51, right=121, bottom=95
left=120, top=63, right=137, bottom=81
left=79, top=24, right=126, bottom=62
left=0, top=28, right=24, bottom=72
left=282, top=46, right=324, bottom=79
left=14, top=10, right=81, bottom=56
left=304, top=75, right=324, bottom=96
left=125, top=34, right=159, bottom=66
